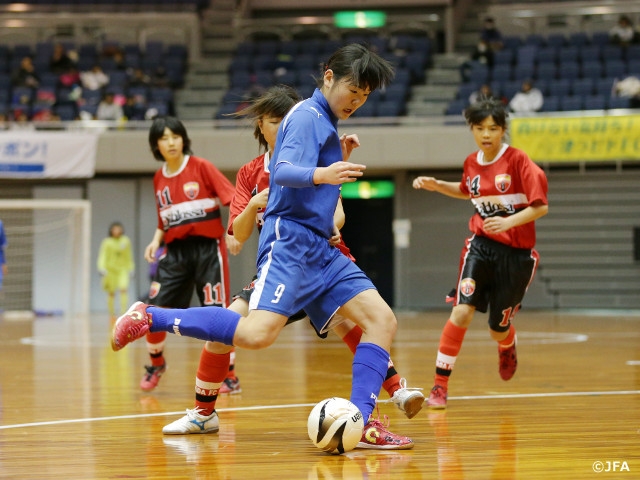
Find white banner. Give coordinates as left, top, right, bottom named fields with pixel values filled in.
left=0, top=131, right=98, bottom=178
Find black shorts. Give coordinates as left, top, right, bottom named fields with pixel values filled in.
left=233, top=276, right=325, bottom=338
left=453, top=235, right=539, bottom=332
left=149, top=236, right=229, bottom=308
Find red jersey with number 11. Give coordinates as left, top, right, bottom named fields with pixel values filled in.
left=154, top=155, right=235, bottom=244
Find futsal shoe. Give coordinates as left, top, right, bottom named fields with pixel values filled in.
left=140, top=363, right=167, bottom=391
left=390, top=378, right=425, bottom=419
left=426, top=385, right=448, bottom=409
left=218, top=377, right=242, bottom=394
left=163, top=408, right=220, bottom=435
left=499, top=340, right=518, bottom=380
left=356, top=409, right=414, bottom=450
left=111, top=301, right=151, bottom=351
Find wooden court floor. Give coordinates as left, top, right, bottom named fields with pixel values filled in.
left=0, top=309, right=639, bottom=479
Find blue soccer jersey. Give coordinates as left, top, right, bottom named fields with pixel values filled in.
left=264, top=89, right=343, bottom=239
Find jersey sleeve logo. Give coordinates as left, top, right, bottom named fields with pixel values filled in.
left=183, top=181, right=200, bottom=200
left=494, top=174, right=512, bottom=193
left=309, top=107, right=323, bottom=118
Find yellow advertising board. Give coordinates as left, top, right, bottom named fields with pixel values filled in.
left=510, top=115, right=640, bottom=162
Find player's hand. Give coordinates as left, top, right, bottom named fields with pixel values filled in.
left=248, top=188, right=269, bottom=209
left=226, top=234, right=244, bottom=256
left=340, top=134, right=360, bottom=161
left=483, top=216, right=511, bottom=234
left=412, top=176, right=439, bottom=191
left=314, top=161, right=366, bottom=185
left=329, top=225, right=341, bottom=247
left=144, top=241, right=159, bottom=263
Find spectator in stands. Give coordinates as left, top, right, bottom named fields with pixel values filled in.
left=50, top=44, right=76, bottom=75
left=128, top=68, right=151, bottom=88
left=509, top=79, right=543, bottom=113
left=0, top=113, right=8, bottom=130
left=80, top=64, right=110, bottom=91
left=10, top=111, right=35, bottom=130
left=96, top=92, right=124, bottom=121
left=609, top=15, right=639, bottom=47
left=150, top=66, right=171, bottom=88
left=480, top=17, right=504, bottom=52
left=123, top=94, right=146, bottom=120
left=11, top=56, right=39, bottom=88
left=469, top=83, right=505, bottom=105
left=613, top=76, right=640, bottom=108
left=460, top=40, right=494, bottom=82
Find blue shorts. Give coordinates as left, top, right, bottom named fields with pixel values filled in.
left=249, top=216, right=375, bottom=333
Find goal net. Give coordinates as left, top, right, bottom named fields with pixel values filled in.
left=0, top=199, right=90, bottom=318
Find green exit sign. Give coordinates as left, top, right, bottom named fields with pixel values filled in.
left=341, top=180, right=395, bottom=199
left=334, top=11, right=387, bottom=29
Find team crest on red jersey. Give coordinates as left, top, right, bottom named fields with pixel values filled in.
left=149, top=281, right=161, bottom=299
left=494, top=174, right=511, bottom=193
left=183, top=181, right=200, bottom=199
left=460, top=278, right=476, bottom=296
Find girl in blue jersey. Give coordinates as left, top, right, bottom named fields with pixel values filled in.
left=112, top=44, right=413, bottom=450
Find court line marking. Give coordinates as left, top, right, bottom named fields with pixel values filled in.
left=1, top=389, right=639, bottom=431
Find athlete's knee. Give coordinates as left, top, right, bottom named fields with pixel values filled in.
left=239, top=330, right=278, bottom=349
left=450, top=304, right=475, bottom=328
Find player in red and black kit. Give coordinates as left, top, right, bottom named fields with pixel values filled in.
left=413, top=98, right=548, bottom=409
left=160, top=85, right=424, bottom=436
left=141, top=116, right=235, bottom=391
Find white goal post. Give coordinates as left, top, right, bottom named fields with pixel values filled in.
left=0, top=199, right=91, bottom=318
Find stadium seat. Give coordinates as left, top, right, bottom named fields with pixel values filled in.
left=583, top=94, right=607, bottom=110
left=540, top=95, right=560, bottom=112
left=572, top=78, right=594, bottom=96
left=560, top=95, right=583, bottom=111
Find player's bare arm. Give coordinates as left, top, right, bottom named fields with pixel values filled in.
left=144, top=228, right=165, bottom=263
left=314, top=161, right=366, bottom=185
left=483, top=201, right=548, bottom=234
left=412, top=176, right=467, bottom=199
left=232, top=188, right=269, bottom=243
left=340, top=133, right=360, bottom=161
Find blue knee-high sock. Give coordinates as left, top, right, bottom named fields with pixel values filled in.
left=147, top=306, right=241, bottom=346
left=351, top=342, right=389, bottom=420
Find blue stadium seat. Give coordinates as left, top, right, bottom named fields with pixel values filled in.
left=525, top=34, right=545, bottom=47
left=457, top=83, right=478, bottom=100
left=548, top=78, right=571, bottom=97
left=491, top=64, right=512, bottom=83
left=515, top=46, right=537, bottom=67
left=583, top=94, right=606, bottom=110
left=502, top=36, right=522, bottom=51
left=581, top=61, right=603, bottom=80
left=595, top=77, right=616, bottom=96
left=560, top=95, right=584, bottom=111
left=568, top=32, right=589, bottom=47
left=377, top=100, right=404, bottom=117
left=493, top=49, right=514, bottom=66
left=536, top=47, right=557, bottom=64
left=540, top=95, right=560, bottom=112
left=54, top=103, right=77, bottom=120
left=557, top=61, right=580, bottom=80
left=445, top=98, right=467, bottom=116
left=578, top=45, right=601, bottom=63
left=382, top=83, right=408, bottom=103
left=604, top=59, right=627, bottom=78
left=546, top=33, right=566, bottom=48
left=591, top=31, right=610, bottom=47
left=602, top=45, right=624, bottom=61
left=81, top=88, right=102, bottom=106
left=502, top=80, right=522, bottom=100
left=628, top=59, right=640, bottom=76
left=513, top=63, right=535, bottom=81
left=558, top=46, right=578, bottom=63
left=572, top=78, right=594, bottom=96
left=354, top=100, right=377, bottom=117
left=608, top=96, right=629, bottom=109
left=535, top=62, right=557, bottom=81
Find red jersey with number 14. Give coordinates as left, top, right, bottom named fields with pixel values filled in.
left=154, top=155, right=235, bottom=244
left=459, top=144, right=548, bottom=249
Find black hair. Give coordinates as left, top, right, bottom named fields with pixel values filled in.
left=316, top=43, right=395, bottom=92
left=109, top=221, right=123, bottom=236
left=232, top=84, right=301, bottom=151
left=464, top=98, right=509, bottom=129
left=148, top=115, right=193, bottom=161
